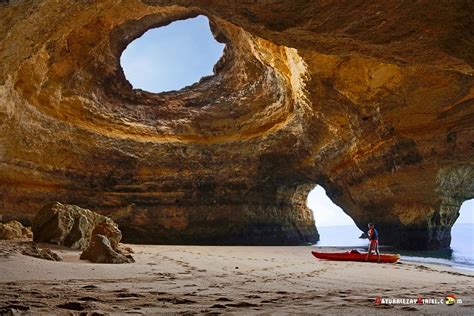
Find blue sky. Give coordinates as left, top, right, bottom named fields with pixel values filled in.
left=307, top=186, right=474, bottom=227
left=120, top=15, right=224, bottom=93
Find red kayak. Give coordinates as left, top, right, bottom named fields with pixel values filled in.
left=311, top=250, right=400, bottom=263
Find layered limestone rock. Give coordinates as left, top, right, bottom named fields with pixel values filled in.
left=32, top=202, right=120, bottom=250
left=0, top=1, right=473, bottom=249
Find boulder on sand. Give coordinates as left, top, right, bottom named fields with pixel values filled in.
left=80, top=234, right=134, bottom=264
left=0, top=220, right=32, bottom=240
left=91, top=222, right=122, bottom=250
left=31, top=202, right=119, bottom=250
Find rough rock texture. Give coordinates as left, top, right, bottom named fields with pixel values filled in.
left=0, top=1, right=473, bottom=249
left=32, top=202, right=120, bottom=250
left=91, top=222, right=122, bottom=250
left=0, top=220, right=32, bottom=240
left=21, top=244, right=63, bottom=261
left=80, top=234, right=134, bottom=264
left=0, top=240, right=62, bottom=261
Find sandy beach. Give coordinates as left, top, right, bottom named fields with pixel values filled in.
left=1, top=241, right=473, bottom=315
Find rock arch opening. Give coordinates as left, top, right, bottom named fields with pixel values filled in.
left=451, top=199, right=474, bottom=266
left=120, top=15, right=225, bottom=93
left=307, top=186, right=365, bottom=247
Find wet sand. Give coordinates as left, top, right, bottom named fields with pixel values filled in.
left=1, top=241, right=473, bottom=314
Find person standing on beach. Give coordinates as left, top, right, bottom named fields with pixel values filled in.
left=365, top=223, right=380, bottom=262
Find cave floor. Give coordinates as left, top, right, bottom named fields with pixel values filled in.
left=0, top=242, right=473, bottom=314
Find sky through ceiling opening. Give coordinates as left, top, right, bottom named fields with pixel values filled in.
left=120, top=15, right=225, bottom=93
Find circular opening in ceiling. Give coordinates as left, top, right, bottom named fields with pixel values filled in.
left=120, top=15, right=225, bottom=93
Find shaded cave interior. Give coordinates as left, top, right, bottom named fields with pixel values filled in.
left=1, top=2, right=473, bottom=251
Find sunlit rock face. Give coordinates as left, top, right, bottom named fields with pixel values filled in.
left=0, top=0, right=472, bottom=248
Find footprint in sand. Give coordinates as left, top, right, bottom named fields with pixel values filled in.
left=226, top=301, right=259, bottom=308
left=261, top=298, right=279, bottom=304
left=115, top=293, right=145, bottom=298
left=400, top=306, right=419, bottom=311
left=78, top=296, right=100, bottom=302
left=56, top=302, right=89, bottom=311
left=0, top=304, right=30, bottom=313
left=156, top=297, right=197, bottom=305
left=342, top=297, right=361, bottom=302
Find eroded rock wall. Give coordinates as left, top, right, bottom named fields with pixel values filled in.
left=0, top=0, right=472, bottom=248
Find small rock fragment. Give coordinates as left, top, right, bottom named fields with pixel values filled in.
left=21, top=244, right=62, bottom=261
left=80, top=234, right=133, bottom=264
left=0, top=221, right=32, bottom=240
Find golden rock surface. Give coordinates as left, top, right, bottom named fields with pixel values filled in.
left=1, top=0, right=472, bottom=248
